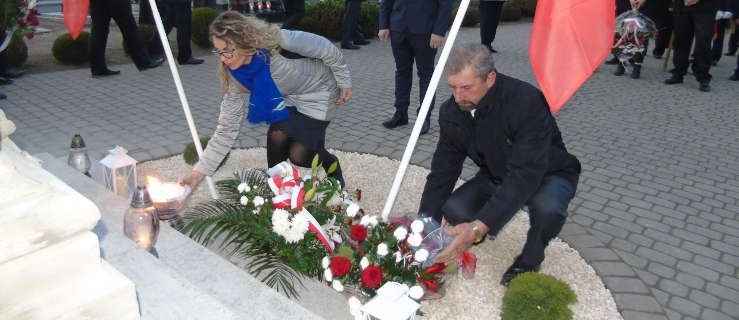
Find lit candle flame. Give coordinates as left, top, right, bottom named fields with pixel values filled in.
left=146, top=176, right=184, bottom=202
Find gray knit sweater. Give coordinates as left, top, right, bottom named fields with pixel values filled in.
left=193, top=29, right=352, bottom=176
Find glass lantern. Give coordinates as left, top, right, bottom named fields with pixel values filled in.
left=361, top=282, right=420, bottom=320
left=124, top=185, right=160, bottom=252
left=99, top=146, right=137, bottom=199
left=67, top=134, right=91, bottom=177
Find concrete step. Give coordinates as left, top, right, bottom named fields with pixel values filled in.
left=38, top=153, right=324, bottom=320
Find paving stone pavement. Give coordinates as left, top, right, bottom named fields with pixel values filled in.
left=2, top=21, right=737, bottom=320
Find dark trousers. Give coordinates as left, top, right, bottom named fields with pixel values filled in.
left=90, top=0, right=151, bottom=73
left=341, top=0, right=363, bottom=45
left=653, top=12, right=673, bottom=56
left=672, top=11, right=714, bottom=82
left=390, top=31, right=436, bottom=116
left=149, top=2, right=193, bottom=63
left=479, top=1, right=503, bottom=51
left=711, top=19, right=729, bottom=63
left=282, top=0, right=305, bottom=30
left=439, top=174, right=576, bottom=267
left=728, top=27, right=738, bottom=55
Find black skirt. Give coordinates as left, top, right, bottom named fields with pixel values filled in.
left=268, top=107, right=330, bottom=151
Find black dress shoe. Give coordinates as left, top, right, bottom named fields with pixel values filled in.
left=730, top=72, right=739, bottom=81
left=420, top=117, right=430, bottom=135
left=0, top=92, right=6, bottom=100
left=698, top=82, right=711, bottom=92
left=0, top=76, right=12, bottom=85
left=354, top=39, right=370, bottom=45
left=91, top=69, right=121, bottom=77
left=613, top=64, right=625, bottom=76
left=179, top=57, right=204, bottom=65
left=500, top=261, right=540, bottom=286
left=2, top=67, right=25, bottom=78
left=382, top=111, right=408, bottom=129
left=664, top=76, right=683, bottom=84
left=140, top=57, right=165, bottom=71
left=490, top=48, right=498, bottom=53
left=605, top=56, right=619, bottom=65
left=726, top=51, right=737, bottom=56
left=341, top=43, right=360, bottom=50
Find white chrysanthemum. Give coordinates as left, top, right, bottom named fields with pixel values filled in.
left=359, top=215, right=371, bottom=226
left=409, top=286, right=424, bottom=300
left=414, top=248, right=429, bottom=263
left=253, top=196, right=265, bottom=207
left=376, top=243, right=389, bottom=257
left=332, top=280, right=344, bottom=292
left=324, top=268, right=333, bottom=282
left=237, top=183, right=251, bottom=193
left=283, top=227, right=305, bottom=243
left=271, top=209, right=291, bottom=234
left=346, top=202, right=360, bottom=217
left=347, top=296, right=362, bottom=316
left=240, top=195, right=249, bottom=206
left=393, top=226, right=408, bottom=240
left=252, top=209, right=259, bottom=215
left=407, top=232, right=423, bottom=247
left=394, top=251, right=403, bottom=263
left=293, top=211, right=310, bottom=234
left=322, top=256, right=330, bottom=269
left=367, top=215, right=379, bottom=227
left=360, top=256, right=369, bottom=270
left=411, top=220, right=425, bottom=233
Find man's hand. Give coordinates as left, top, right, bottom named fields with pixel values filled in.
left=378, top=29, right=390, bottom=42
left=435, top=222, right=475, bottom=264
left=684, top=0, right=699, bottom=6
left=430, top=34, right=444, bottom=49
left=336, top=88, right=352, bottom=106
left=180, top=170, right=205, bottom=189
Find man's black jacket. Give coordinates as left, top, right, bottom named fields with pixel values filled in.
left=419, top=73, right=581, bottom=235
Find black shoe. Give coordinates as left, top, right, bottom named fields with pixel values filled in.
left=382, top=111, right=408, bottom=129
left=652, top=50, right=663, bottom=59
left=341, top=43, right=360, bottom=50
left=630, top=65, right=641, bottom=79
left=179, top=57, right=204, bottom=65
left=420, top=117, right=430, bottom=135
left=0, top=92, right=6, bottom=100
left=91, top=69, right=121, bottom=77
left=490, top=48, right=498, bottom=53
left=354, top=39, right=370, bottom=45
left=0, top=76, right=12, bottom=85
left=726, top=52, right=737, bottom=56
left=699, top=82, right=711, bottom=92
left=605, top=56, right=619, bottom=65
left=1, top=67, right=25, bottom=78
left=500, top=261, right=540, bottom=286
left=730, top=72, right=739, bottom=81
left=664, top=76, right=683, bottom=84
left=140, top=57, right=165, bottom=71
left=613, top=64, right=625, bottom=76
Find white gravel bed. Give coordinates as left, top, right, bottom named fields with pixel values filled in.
left=138, top=148, right=622, bottom=320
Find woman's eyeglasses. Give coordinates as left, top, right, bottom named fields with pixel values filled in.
left=211, top=48, right=236, bottom=59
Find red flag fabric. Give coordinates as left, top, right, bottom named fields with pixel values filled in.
left=63, top=0, right=89, bottom=40
left=529, top=0, right=615, bottom=114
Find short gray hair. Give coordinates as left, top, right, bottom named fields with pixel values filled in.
left=444, top=43, right=496, bottom=78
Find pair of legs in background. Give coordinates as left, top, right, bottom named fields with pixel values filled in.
left=437, top=173, right=577, bottom=285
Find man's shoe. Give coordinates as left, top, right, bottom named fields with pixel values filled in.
left=0, top=76, right=12, bottom=85
left=179, top=57, right=204, bottom=65
left=613, top=64, right=625, bottom=76
left=140, top=57, right=165, bottom=71
left=605, top=56, right=619, bottom=65
left=354, top=39, right=370, bottom=45
left=664, top=76, right=683, bottom=84
left=0, top=92, right=6, bottom=100
left=2, top=67, right=25, bottom=78
left=341, top=43, right=360, bottom=50
left=630, top=65, right=641, bottom=79
left=490, top=47, right=498, bottom=53
left=730, top=72, right=739, bottom=81
left=726, top=51, right=737, bottom=56
left=500, top=261, right=540, bottom=286
left=382, top=111, right=408, bottom=129
left=91, top=69, right=121, bottom=77
left=699, top=82, right=711, bottom=92
left=420, top=117, right=430, bottom=135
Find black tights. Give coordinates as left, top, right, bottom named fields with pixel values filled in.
left=267, top=127, right=345, bottom=187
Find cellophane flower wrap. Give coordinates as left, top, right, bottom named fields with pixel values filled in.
left=612, top=9, right=657, bottom=62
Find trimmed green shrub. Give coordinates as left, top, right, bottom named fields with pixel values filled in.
left=183, top=136, right=229, bottom=169
left=500, top=1, right=522, bottom=22
left=192, top=7, right=219, bottom=48
left=509, top=0, right=537, bottom=17
left=462, top=5, right=480, bottom=27
left=123, top=24, right=155, bottom=56
left=502, top=272, right=577, bottom=320
left=5, top=33, right=28, bottom=67
left=297, top=0, right=379, bottom=41
left=52, top=32, right=90, bottom=65
left=359, top=1, right=379, bottom=40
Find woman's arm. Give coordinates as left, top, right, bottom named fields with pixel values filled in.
left=279, top=29, right=352, bottom=90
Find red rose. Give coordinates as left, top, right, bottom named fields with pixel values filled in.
left=349, top=224, right=368, bottom=242
left=25, top=33, right=34, bottom=40
left=330, top=256, right=352, bottom=277
left=418, top=277, right=439, bottom=293
left=361, top=265, right=383, bottom=289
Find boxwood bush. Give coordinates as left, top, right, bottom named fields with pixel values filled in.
left=501, top=272, right=577, bottom=320
left=297, top=0, right=379, bottom=41
left=192, top=7, right=220, bottom=48
left=5, top=33, right=28, bottom=67
left=183, top=136, right=229, bottom=169
left=52, top=32, right=90, bottom=65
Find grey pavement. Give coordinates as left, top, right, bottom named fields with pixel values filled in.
left=2, top=21, right=738, bottom=320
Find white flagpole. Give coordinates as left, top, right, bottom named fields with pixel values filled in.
left=147, top=0, right=218, bottom=199
left=381, top=0, right=470, bottom=220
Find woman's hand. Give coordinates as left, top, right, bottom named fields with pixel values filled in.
left=180, top=170, right=205, bottom=189
left=336, top=88, right=352, bottom=106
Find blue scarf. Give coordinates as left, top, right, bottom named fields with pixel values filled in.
left=228, top=49, right=289, bottom=124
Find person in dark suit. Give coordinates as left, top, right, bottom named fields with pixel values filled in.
left=146, top=0, right=205, bottom=65
left=89, top=0, right=164, bottom=76
left=422, top=43, right=581, bottom=286
left=477, top=0, right=505, bottom=53
left=341, top=0, right=370, bottom=49
left=281, top=0, right=306, bottom=30
left=379, top=0, right=452, bottom=135
left=664, top=0, right=718, bottom=92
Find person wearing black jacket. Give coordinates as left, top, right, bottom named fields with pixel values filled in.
left=146, top=0, right=204, bottom=65
left=422, top=44, right=581, bottom=286
left=341, top=0, right=369, bottom=49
